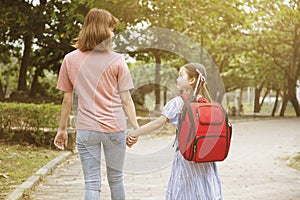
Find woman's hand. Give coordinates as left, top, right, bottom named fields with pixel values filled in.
left=54, top=130, right=68, bottom=150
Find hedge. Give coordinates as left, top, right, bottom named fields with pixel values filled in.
left=0, top=102, right=61, bottom=147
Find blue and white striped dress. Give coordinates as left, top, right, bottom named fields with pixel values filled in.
left=162, top=96, right=223, bottom=200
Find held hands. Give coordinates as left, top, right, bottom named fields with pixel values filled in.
left=54, top=130, right=68, bottom=150
left=126, top=134, right=138, bottom=148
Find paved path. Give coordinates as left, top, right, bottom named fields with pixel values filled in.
left=29, top=118, right=300, bottom=200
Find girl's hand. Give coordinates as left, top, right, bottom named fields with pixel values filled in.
left=126, top=134, right=138, bottom=147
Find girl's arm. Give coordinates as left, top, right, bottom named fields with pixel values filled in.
left=130, top=115, right=168, bottom=137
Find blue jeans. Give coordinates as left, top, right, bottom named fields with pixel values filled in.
left=76, top=130, right=126, bottom=200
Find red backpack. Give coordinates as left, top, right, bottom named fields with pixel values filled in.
left=177, top=94, right=232, bottom=163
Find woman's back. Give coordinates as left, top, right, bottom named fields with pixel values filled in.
left=57, top=50, right=134, bottom=132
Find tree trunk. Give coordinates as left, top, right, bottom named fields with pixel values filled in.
left=204, top=57, right=225, bottom=103
left=287, top=23, right=300, bottom=116
left=254, top=82, right=264, bottom=113
left=237, top=88, right=243, bottom=116
left=17, top=35, right=32, bottom=91
left=287, top=77, right=300, bottom=116
left=279, top=92, right=288, bottom=116
left=163, top=86, right=167, bottom=106
left=29, top=67, right=44, bottom=97
left=259, top=88, right=270, bottom=112
left=271, top=89, right=280, bottom=116
left=153, top=51, right=161, bottom=110
left=0, top=81, right=5, bottom=101
left=254, top=88, right=260, bottom=113
left=289, top=96, right=300, bottom=116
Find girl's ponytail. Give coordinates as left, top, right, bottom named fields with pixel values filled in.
left=183, top=63, right=212, bottom=102
left=200, top=82, right=212, bottom=102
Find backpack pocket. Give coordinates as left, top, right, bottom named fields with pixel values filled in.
left=194, top=135, right=228, bottom=162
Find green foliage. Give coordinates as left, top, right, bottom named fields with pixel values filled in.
left=0, top=58, right=19, bottom=98
left=0, top=102, right=61, bottom=147
left=0, top=0, right=89, bottom=96
left=0, top=0, right=299, bottom=114
left=88, top=0, right=151, bottom=29
left=37, top=69, right=61, bottom=99
left=130, top=62, right=178, bottom=92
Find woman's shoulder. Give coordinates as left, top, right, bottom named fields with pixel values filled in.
left=109, top=50, right=122, bottom=56
left=64, top=49, right=84, bottom=59
left=66, top=49, right=122, bottom=60
left=103, top=50, right=123, bottom=59
left=107, top=52, right=127, bottom=67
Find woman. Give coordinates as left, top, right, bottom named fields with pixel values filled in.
left=127, top=63, right=223, bottom=200
left=54, top=8, right=139, bottom=200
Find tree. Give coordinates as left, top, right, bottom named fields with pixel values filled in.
left=120, top=0, right=244, bottom=104
left=29, top=1, right=88, bottom=97
left=0, top=0, right=34, bottom=91
left=217, top=0, right=299, bottom=116
left=248, top=0, right=300, bottom=116
left=0, top=0, right=89, bottom=98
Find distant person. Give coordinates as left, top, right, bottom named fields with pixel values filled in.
left=127, top=63, right=223, bottom=199
left=54, top=8, right=139, bottom=200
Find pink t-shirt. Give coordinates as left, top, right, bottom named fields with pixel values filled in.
left=57, top=49, right=134, bottom=133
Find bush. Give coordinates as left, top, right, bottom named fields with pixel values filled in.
left=0, top=102, right=61, bottom=147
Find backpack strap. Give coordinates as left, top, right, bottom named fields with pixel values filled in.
left=173, top=94, right=198, bottom=151
left=181, top=94, right=189, bottom=101
left=172, top=95, right=185, bottom=149
left=173, top=94, right=209, bottom=150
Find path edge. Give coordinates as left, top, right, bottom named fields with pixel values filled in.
left=5, top=151, right=73, bottom=200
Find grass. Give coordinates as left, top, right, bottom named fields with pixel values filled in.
left=288, top=153, right=300, bottom=171
left=0, top=142, right=63, bottom=199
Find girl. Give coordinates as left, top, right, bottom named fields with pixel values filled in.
left=127, top=63, right=222, bottom=200
left=54, top=8, right=139, bottom=200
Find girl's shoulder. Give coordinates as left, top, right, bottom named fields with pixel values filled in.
left=165, top=96, right=184, bottom=111
left=174, top=95, right=185, bottom=106
left=161, top=96, right=184, bottom=124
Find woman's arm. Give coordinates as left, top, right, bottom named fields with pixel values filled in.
left=120, top=90, right=139, bottom=129
left=54, top=92, right=73, bottom=150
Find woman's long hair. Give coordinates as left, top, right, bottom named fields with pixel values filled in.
left=73, top=8, right=119, bottom=52
left=183, top=63, right=212, bottom=102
